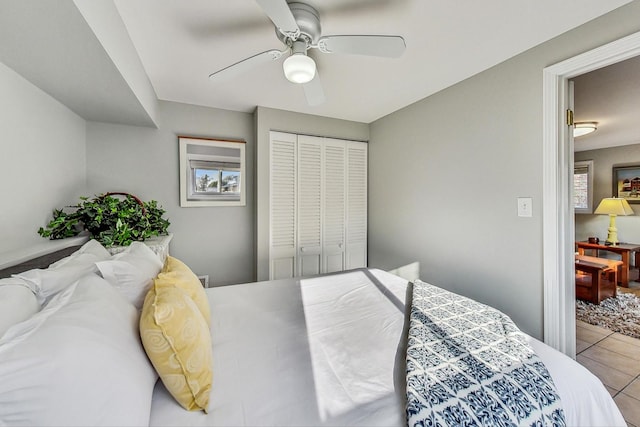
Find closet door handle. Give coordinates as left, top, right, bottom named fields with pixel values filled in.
left=300, top=247, right=307, bottom=253
left=338, top=243, right=343, bottom=249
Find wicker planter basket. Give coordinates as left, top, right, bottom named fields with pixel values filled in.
left=38, top=192, right=170, bottom=247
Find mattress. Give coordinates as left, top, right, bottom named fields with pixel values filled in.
left=149, top=268, right=624, bottom=427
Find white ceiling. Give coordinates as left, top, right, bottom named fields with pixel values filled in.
left=573, top=55, right=640, bottom=152
left=0, top=0, right=635, bottom=134
left=0, top=0, right=157, bottom=126
left=113, top=0, right=632, bottom=123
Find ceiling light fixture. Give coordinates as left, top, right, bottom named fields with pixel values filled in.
left=283, top=40, right=316, bottom=84
left=573, top=122, right=598, bottom=138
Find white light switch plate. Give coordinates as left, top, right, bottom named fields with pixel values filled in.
left=517, top=197, right=533, bottom=217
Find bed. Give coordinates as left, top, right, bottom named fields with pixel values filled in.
left=0, top=240, right=626, bottom=426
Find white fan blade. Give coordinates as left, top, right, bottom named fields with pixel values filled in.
left=254, top=0, right=299, bottom=35
left=209, top=49, right=283, bottom=82
left=317, top=35, right=406, bottom=58
left=303, top=71, right=325, bottom=106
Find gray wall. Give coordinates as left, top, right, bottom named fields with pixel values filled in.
left=0, top=61, right=86, bottom=258
left=368, top=1, right=640, bottom=338
left=575, top=144, right=640, bottom=243
left=4, top=0, right=640, bottom=337
left=86, top=101, right=254, bottom=286
left=86, top=103, right=369, bottom=285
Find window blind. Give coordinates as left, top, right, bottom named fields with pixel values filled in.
left=189, top=159, right=240, bottom=170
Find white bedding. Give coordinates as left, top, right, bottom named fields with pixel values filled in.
left=149, top=268, right=624, bottom=427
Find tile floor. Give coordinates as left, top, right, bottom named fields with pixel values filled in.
left=576, top=319, right=640, bottom=426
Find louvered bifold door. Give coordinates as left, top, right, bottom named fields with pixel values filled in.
left=322, top=139, right=346, bottom=273
left=297, top=135, right=323, bottom=276
left=345, top=141, right=368, bottom=269
left=269, top=132, right=297, bottom=280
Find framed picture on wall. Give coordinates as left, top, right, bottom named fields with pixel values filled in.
left=613, top=164, right=640, bottom=204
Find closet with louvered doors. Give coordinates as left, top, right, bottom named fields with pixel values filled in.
left=268, top=131, right=367, bottom=280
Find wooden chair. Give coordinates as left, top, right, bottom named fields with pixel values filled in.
left=575, top=255, right=621, bottom=304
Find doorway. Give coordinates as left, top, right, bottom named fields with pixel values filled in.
left=543, top=31, right=640, bottom=358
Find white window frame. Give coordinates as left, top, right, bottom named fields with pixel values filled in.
left=573, top=160, right=594, bottom=214
left=188, top=158, right=241, bottom=198
left=179, top=136, right=246, bottom=207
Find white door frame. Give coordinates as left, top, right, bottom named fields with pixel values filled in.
left=543, top=31, right=640, bottom=357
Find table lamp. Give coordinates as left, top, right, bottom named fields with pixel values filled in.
left=594, top=197, right=634, bottom=245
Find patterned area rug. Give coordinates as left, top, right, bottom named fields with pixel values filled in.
left=576, top=290, right=640, bottom=339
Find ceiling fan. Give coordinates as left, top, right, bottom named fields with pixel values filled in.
left=208, top=0, right=406, bottom=106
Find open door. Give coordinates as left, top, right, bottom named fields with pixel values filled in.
left=543, top=30, right=640, bottom=357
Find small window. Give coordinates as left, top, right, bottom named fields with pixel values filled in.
left=574, top=160, right=593, bottom=214
left=179, top=137, right=246, bottom=207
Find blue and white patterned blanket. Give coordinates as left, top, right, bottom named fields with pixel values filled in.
left=406, top=280, right=566, bottom=427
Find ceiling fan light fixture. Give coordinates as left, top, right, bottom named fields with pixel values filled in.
left=283, top=52, right=316, bottom=84
left=574, top=121, right=598, bottom=137
left=209, top=1, right=406, bottom=105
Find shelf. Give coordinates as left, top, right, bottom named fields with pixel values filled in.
left=0, top=234, right=89, bottom=270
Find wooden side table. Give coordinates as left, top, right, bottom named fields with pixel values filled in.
left=575, top=255, right=622, bottom=304
left=575, top=241, right=640, bottom=287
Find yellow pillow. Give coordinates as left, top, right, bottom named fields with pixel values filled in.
left=140, top=285, right=212, bottom=412
left=155, top=256, right=210, bottom=324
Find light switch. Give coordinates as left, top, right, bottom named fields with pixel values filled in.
left=517, top=197, right=533, bottom=217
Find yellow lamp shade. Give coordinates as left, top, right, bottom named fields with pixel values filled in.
left=594, top=198, right=634, bottom=216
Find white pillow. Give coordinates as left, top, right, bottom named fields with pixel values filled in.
left=14, top=239, right=111, bottom=305
left=0, top=273, right=158, bottom=427
left=48, top=239, right=110, bottom=269
left=0, top=278, right=38, bottom=339
left=96, top=242, right=163, bottom=309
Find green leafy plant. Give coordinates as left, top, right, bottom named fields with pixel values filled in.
left=38, top=193, right=170, bottom=247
